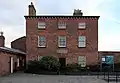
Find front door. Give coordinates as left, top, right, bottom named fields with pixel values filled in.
left=59, top=58, right=66, bottom=69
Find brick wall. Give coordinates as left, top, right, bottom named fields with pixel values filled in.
left=0, top=51, right=24, bottom=76
left=11, top=36, right=26, bottom=52
left=26, top=17, right=99, bottom=65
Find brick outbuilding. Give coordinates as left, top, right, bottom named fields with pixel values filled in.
left=0, top=32, right=25, bottom=76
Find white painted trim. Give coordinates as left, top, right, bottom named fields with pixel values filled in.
left=17, top=58, right=19, bottom=67
left=10, top=57, right=13, bottom=73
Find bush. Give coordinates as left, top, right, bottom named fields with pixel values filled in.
left=25, top=56, right=60, bottom=73
left=88, top=65, right=100, bottom=72
left=39, top=56, right=60, bottom=71
left=115, top=63, right=120, bottom=72
left=25, top=60, right=40, bottom=73
left=66, top=63, right=81, bottom=72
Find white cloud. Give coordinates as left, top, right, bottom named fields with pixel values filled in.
left=0, top=0, right=36, bottom=47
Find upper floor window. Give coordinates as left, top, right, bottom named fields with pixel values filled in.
left=78, top=22, right=86, bottom=29
left=78, top=36, right=86, bottom=47
left=38, top=22, right=46, bottom=29
left=38, top=36, right=46, bottom=47
left=58, top=22, right=66, bottom=29
left=58, top=36, right=66, bottom=47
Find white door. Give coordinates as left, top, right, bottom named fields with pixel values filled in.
left=10, top=57, right=13, bottom=73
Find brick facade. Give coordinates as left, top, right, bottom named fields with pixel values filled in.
left=25, top=3, right=99, bottom=66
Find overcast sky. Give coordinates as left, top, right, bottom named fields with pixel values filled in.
left=0, top=0, right=120, bottom=51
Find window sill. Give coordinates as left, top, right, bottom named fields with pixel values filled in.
left=78, top=47, right=86, bottom=48
left=58, top=28, right=66, bottom=30
left=78, top=28, right=86, bottom=30
left=38, top=46, right=46, bottom=48
left=38, top=28, right=46, bottom=30
left=58, top=46, right=67, bottom=48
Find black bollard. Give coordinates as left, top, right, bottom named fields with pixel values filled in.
left=104, top=72, right=105, bottom=79
left=116, top=72, right=118, bottom=83
left=108, top=72, right=109, bottom=83
left=97, top=71, right=99, bottom=78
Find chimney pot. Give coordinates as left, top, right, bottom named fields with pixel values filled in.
left=28, top=2, right=36, bottom=16
left=0, top=31, right=3, bottom=36
left=73, top=9, right=83, bottom=16
left=0, top=31, right=5, bottom=47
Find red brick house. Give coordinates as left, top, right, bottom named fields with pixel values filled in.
left=24, top=2, right=100, bottom=67
left=0, top=32, right=25, bottom=76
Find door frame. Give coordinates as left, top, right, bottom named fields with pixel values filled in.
left=10, top=57, right=13, bottom=73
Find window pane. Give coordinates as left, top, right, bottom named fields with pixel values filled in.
left=78, top=23, right=86, bottom=29
left=40, top=36, right=45, bottom=41
left=79, top=36, right=86, bottom=41
left=38, top=22, right=46, bottom=29
left=58, top=36, right=66, bottom=47
left=78, top=56, right=86, bottom=62
left=79, top=42, right=86, bottom=47
left=38, top=36, right=46, bottom=47
left=78, top=56, right=86, bottom=67
left=38, top=56, right=43, bottom=60
left=58, top=22, right=66, bottom=29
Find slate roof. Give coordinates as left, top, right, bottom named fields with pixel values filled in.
left=0, top=47, right=25, bottom=55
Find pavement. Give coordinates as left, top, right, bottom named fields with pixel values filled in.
left=0, top=73, right=115, bottom=83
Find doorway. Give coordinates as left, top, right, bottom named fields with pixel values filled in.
left=59, top=58, right=66, bottom=69
left=10, top=57, right=13, bottom=73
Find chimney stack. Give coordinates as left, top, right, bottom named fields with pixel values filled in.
left=0, top=31, right=5, bottom=47
left=28, top=2, right=36, bottom=16
left=73, top=9, right=83, bottom=16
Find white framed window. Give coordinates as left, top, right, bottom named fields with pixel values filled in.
left=78, top=22, right=86, bottom=29
left=38, top=36, right=46, bottom=47
left=38, top=56, right=43, bottom=61
left=58, top=36, right=66, bottom=47
left=78, top=36, right=86, bottom=47
left=38, top=22, right=46, bottom=29
left=78, top=56, right=86, bottom=67
left=58, top=22, right=66, bottom=29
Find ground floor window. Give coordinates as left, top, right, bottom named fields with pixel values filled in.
left=38, top=56, right=43, bottom=61
left=78, top=56, right=86, bottom=67
left=68, top=57, right=73, bottom=64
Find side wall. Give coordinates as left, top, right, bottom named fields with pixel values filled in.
left=0, top=52, right=24, bottom=76
left=11, top=36, right=26, bottom=52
